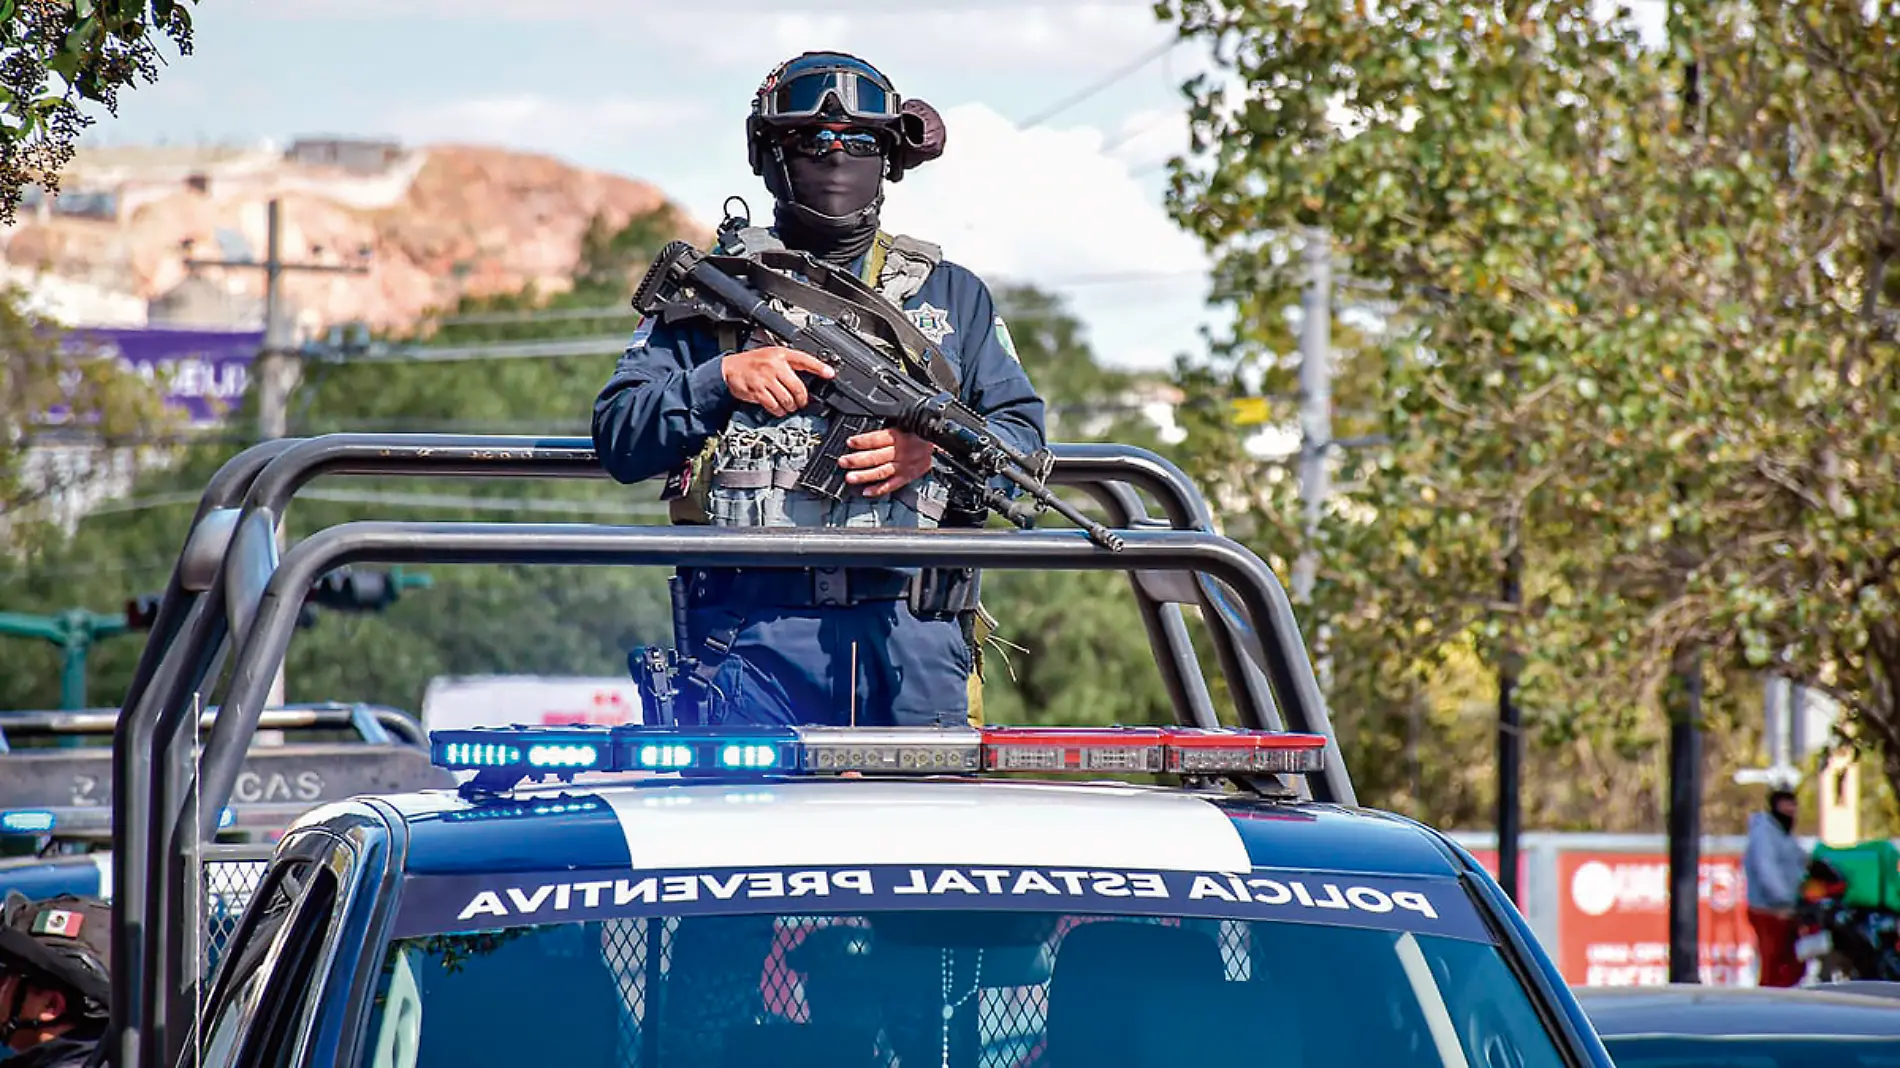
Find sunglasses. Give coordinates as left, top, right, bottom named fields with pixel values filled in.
left=780, top=127, right=888, bottom=159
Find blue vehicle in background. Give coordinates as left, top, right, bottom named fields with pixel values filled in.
left=1, top=702, right=451, bottom=969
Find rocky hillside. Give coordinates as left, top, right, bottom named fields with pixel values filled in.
left=0, top=142, right=708, bottom=331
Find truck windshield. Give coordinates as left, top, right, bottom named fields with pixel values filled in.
left=361, top=911, right=1569, bottom=1068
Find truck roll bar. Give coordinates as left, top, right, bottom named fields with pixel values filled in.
left=108, top=433, right=1351, bottom=1068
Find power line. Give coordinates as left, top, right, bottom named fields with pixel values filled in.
left=434, top=305, right=639, bottom=327
left=1018, top=38, right=1181, bottom=130
left=307, top=334, right=631, bottom=365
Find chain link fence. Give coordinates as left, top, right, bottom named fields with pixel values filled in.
left=200, top=851, right=271, bottom=976
left=572, top=914, right=1255, bottom=1068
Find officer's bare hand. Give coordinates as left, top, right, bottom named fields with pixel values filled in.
left=838, top=428, right=935, bottom=497
left=721, top=346, right=834, bottom=417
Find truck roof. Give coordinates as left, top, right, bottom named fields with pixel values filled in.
left=351, top=778, right=1465, bottom=880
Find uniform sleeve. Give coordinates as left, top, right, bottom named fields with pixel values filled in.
left=591, top=317, right=737, bottom=485
left=953, top=271, right=1048, bottom=462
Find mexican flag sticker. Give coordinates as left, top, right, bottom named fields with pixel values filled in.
left=31, top=910, right=82, bottom=937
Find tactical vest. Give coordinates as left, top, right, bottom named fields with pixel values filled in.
left=667, top=228, right=953, bottom=531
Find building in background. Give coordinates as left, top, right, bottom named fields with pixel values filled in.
left=22, top=325, right=263, bottom=533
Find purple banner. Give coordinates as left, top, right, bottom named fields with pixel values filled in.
left=53, top=327, right=262, bottom=429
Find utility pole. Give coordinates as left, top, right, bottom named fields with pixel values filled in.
left=1294, top=229, right=1334, bottom=695
left=1294, top=228, right=1332, bottom=605
left=1497, top=544, right=1523, bottom=903
left=185, top=198, right=370, bottom=438
left=185, top=197, right=370, bottom=703
left=1663, top=0, right=1705, bottom=983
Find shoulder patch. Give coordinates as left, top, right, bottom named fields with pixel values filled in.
left=628, top=319, right=655, bottom=349
left=907, top=302, right=955, bottom=345
left=993, top=315, right=1019, bottom=363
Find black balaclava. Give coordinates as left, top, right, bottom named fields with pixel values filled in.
left=766, top=130, right=886, bottom=264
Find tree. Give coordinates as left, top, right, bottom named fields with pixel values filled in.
left=0, top=0, right=197, bottom=224
left=974, top=285, right=1181, bottom=727
left=1159, top=0, right=1900, bottom=821
left=0, top=208, right=688, bottom=714
left=0, top=284, right=173, bottom=548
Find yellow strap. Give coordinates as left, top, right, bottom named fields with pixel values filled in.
left=965, top=606, right=993, bottom=727
left=862, top=231, right=893, bottom=288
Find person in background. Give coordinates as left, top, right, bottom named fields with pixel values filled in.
left=1744, top=787, right=1810, bottom=987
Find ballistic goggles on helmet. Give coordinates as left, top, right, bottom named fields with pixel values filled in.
left=756, top=55, right=901, bottom=126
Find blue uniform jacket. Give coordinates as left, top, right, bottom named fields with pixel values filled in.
left=592, top=254, right=1049, bottom=501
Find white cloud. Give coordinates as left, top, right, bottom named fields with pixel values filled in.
left=1102, top=107, right=1190, bottom=170
left=879, top=103, right=1204, bottom=282
left=381, top=95, right=710, bottom=152
left=873, top=103, right=1210, bottom=369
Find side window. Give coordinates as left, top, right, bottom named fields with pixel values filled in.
left=191, top=856, right=345, bottom=1068
left=366, top=947, right=425, bottom=1068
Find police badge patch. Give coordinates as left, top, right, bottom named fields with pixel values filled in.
left=907, top=302, right=955, bottom=345
left=993, top=315, right=1020, bottom=362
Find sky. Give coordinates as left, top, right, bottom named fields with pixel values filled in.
left=91, top=0, right=1227, bottom=372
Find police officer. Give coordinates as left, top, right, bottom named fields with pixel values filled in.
left=594, top=50, right=1048, bottom=730
left=0, top=894, right=111, bottom=1068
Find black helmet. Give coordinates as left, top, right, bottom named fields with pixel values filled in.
left=747, top=51, right=946, bottom=183
left=0, top=893, right=112, bottom=1024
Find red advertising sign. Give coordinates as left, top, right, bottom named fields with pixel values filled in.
left=1556, top=850, right=1755, bottom=986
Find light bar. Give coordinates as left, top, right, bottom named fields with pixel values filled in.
left=617, top=726, right=800, bottom=773
left=1, top=809, right=56, bottom=835
left=430, top=724, right=1326, bottom=793
left=1160, top=727, right=1328, bottom=775
left=980, top=727, right=1169, bottom=772
left=433, top=726, right=612, bottom=775
left=798, top=726, right=983, bottom=774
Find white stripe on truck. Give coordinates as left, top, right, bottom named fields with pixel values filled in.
left=596, top=779, right=1252, bottom=872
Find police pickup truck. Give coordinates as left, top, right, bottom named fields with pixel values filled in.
left=196, top=723, right=1608, bottom=1068
left=106, top=432, right=1613, bottom=1068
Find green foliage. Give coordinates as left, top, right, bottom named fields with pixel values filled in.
left=961, top=285, right=1179, bottom=727
left=0, top=283, right=175, bottom=551
left=0, top=0, right=197, bottom=224
left=0, top=208, right=1197, bottom=736
left=0, top=208, right=693, bottom=714
left=1161, top=0, right=1900, bottom=817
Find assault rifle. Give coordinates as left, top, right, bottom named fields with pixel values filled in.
left=631, top=240, right=1125, bottom=551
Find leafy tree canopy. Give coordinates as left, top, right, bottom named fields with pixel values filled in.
left=0, top=0, right=197, bottom=224
left=1160, top=0, right=1900, bottom=817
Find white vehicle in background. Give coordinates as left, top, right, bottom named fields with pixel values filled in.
left=420, top=675, right=644, bottom=735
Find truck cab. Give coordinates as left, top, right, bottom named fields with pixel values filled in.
left=195, top=725, right=1601, bottom=1068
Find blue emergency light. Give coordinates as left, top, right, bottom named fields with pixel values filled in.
left=0, top=809, right=57, bottom=835
left=430, top=723, right=1327, bottom=794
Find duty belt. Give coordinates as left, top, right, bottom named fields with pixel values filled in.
left=685, top=567, right=914, bottom=609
